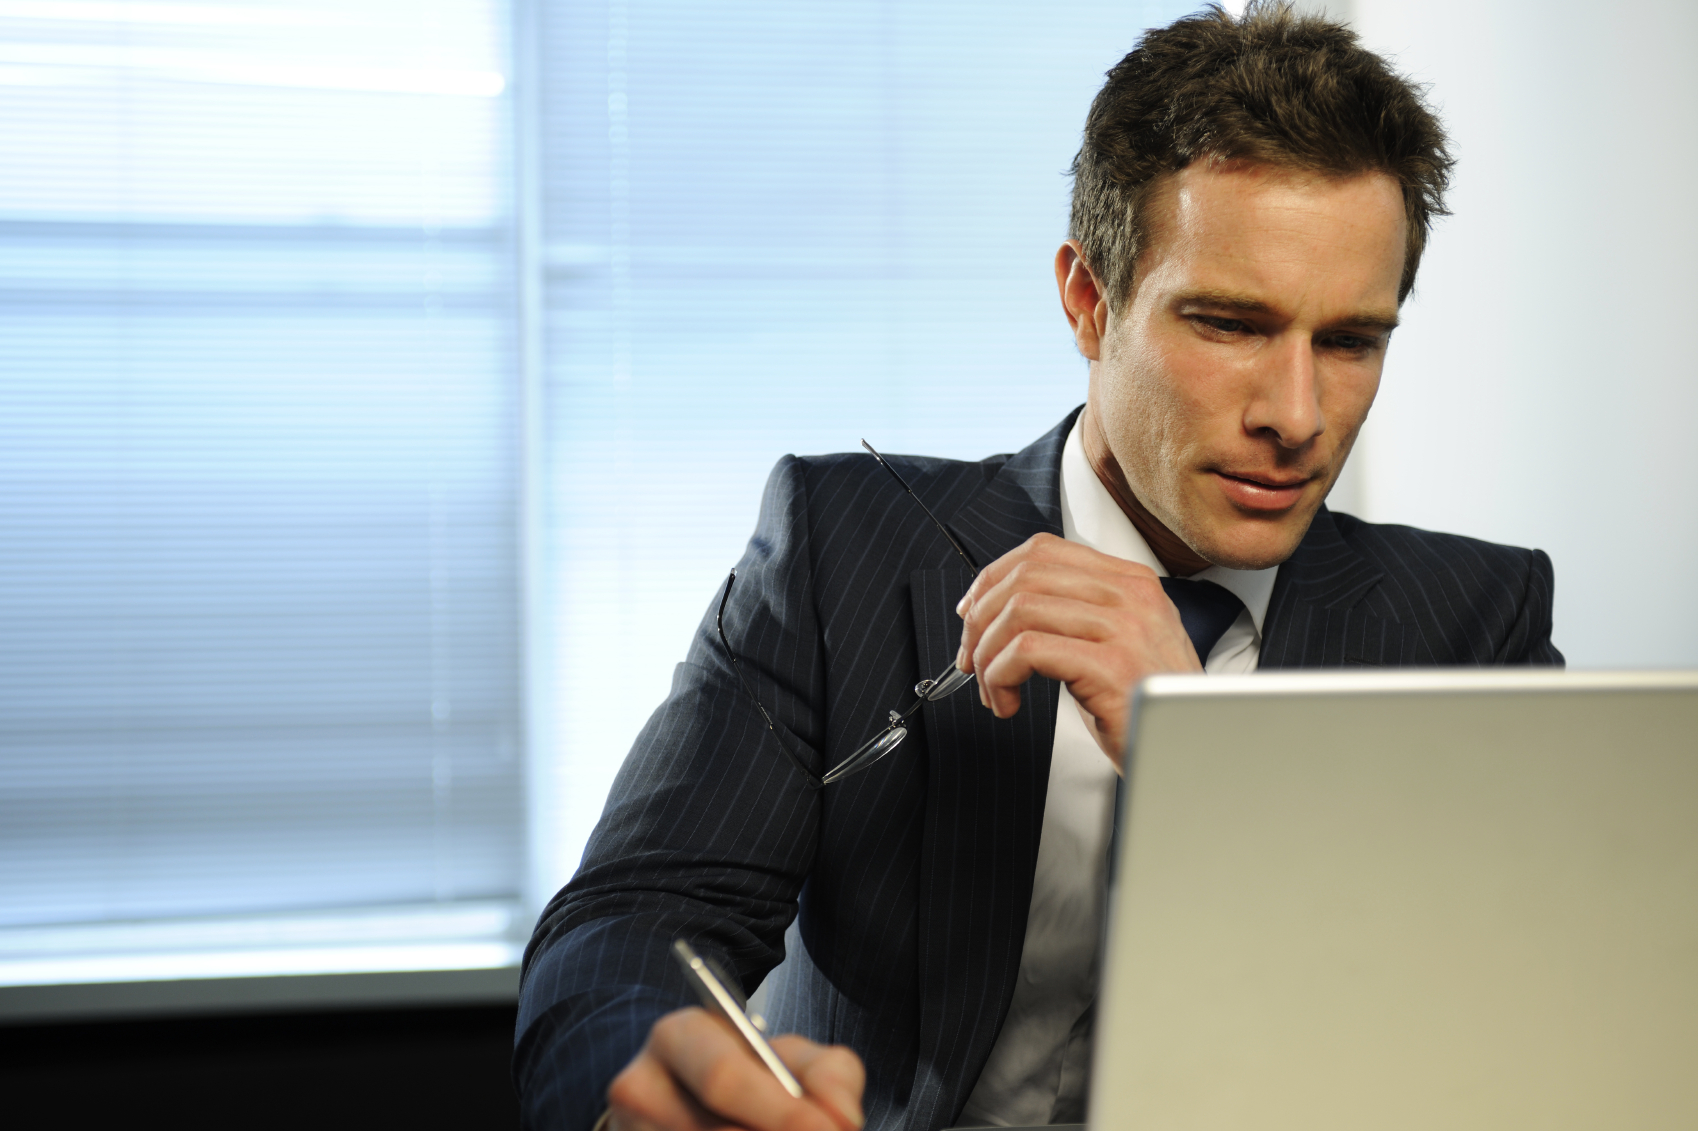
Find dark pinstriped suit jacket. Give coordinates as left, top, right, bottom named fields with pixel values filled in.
left=515, top=408, right=1562, bottom=1131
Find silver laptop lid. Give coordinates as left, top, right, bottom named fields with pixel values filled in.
left=1091, top=669, right=1698, bottom=1131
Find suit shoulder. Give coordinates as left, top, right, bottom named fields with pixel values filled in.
left=1323, top=510, right=1556, bottom=652
left=1305, top=509, right=1559, bottom=665
left=785, top=447, right=1009, bottom=500
left=1327, top=509, right=1548, bottom=582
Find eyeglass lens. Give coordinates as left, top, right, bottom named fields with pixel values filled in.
left=819, top=659, right=977, bottom=783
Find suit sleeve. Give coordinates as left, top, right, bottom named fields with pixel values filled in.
left=514, top=455, right=827, bottom=1130
left=1494, top=547, right=1564, bottom=666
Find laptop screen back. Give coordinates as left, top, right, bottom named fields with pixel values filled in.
left=1091, top=670, right=1698, bottom=1131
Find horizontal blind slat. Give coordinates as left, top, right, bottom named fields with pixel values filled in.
left=0, top=0, right=522, bottom=943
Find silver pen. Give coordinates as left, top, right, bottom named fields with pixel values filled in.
left=671, top=938, right=804, bottom=1098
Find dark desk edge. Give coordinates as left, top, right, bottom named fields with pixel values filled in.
left=0, top=965, right=520, bottom=1025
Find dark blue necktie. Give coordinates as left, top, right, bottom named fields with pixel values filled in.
left=1158, top=576, right=1245, bottom=667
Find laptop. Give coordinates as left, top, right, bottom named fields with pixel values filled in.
left=1087, top=669, right=1698, bottom=1131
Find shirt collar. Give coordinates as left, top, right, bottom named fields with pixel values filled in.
left=1057, top=414, right=1278, bottom=635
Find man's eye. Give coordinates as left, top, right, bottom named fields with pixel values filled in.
left=1323, top=333, right=1378, bottom=352
left=1194, top=316, right=1248, bottom=334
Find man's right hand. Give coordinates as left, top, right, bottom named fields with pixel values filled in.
left=606, top=1007, right=866, bottom=1131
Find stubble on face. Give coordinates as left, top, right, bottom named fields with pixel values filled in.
left=1084, top=161, right=1407, bottom=572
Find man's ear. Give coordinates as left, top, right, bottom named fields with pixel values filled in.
left=1054, top=240, right=1109, bottom=362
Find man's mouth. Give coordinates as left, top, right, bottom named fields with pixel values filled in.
left=1210, top=469, right=1315, bottom=512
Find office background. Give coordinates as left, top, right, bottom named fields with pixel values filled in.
left=1, top=0, right=1693, bottom=1123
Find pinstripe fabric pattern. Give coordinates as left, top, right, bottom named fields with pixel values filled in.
left=514, top=407, right=1562, bottom=1131
left=1259, top=508, right=1563, bottom=668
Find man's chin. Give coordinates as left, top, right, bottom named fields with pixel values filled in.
left=1197, top=547, right=1294, bottom=572
left=1184, top=511, right=1316, bottom=572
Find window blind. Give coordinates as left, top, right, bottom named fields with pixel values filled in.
left=0, top=0, right=526, bottom=985
left=534, top=0, right=1197, bottom=893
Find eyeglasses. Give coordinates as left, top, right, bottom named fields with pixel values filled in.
left=716, top=440, right=981, bottom=787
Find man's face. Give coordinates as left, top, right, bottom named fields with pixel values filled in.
left=1083, top=161, right=1406, bottom=570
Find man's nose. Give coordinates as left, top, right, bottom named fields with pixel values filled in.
left=1243, top=334, right=1326, bottom=449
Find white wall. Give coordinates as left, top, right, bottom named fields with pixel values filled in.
left=1345, top=0, right=1698, bottom=668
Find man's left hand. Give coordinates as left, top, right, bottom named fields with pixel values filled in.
left=954, top=533, right=1201, bottom=768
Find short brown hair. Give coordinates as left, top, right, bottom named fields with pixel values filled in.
left=1070, top=1, right=1453, bottom=308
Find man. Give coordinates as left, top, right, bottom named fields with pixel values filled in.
left=515, top=5, right=1562, bottom=1130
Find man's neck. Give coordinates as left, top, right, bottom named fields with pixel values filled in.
left=1080, top=406, right=1212, bottom=578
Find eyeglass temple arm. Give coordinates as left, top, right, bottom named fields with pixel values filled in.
left=716, top=569, right=824, bottom=790
left=860, top=440, right=980, bottom=576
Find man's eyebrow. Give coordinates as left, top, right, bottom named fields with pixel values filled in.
left=1329, top=309, right=1401, bottom=333
left=1174, top=289, right=1276, bottom=315
left=1174, top=289, right=1401, bottom=333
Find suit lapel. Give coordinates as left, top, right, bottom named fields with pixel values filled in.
left=1260, top=506, right=1419, bottom=667
left=905, top=412, right=1071, bottom=1129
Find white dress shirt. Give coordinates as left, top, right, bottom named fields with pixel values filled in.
left=957, top=417, right=1277, bottom=1127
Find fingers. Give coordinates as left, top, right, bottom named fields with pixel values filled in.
left=951, top=533, right=1203, bottom=759
left=969, top=594, right=1119, bottom=714
left=955, top=534, right=1161, bottom=672
left=607, top=1046, right=714, bottom=1131
left=609, top=1008, right=865, bottom=1131
left=652, top=1009, right=839, bottom=1131
left=958, top=531, right=1156, bottom=606
left=772, top=1036, right=866, bottom=1131
left=978, top=633, right=1137, bottom=753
